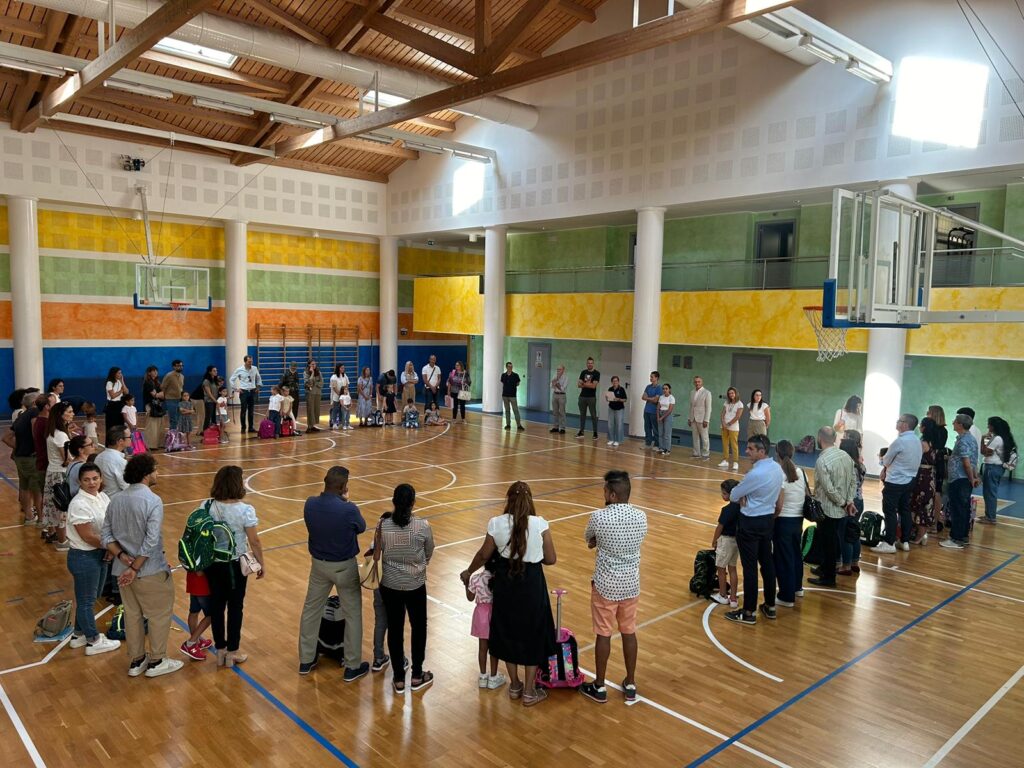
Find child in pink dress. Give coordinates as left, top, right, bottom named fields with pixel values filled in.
left=465, top=556, right=506, bottom=690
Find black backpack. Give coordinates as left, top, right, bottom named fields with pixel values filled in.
left=859, top=511, right=884, bottom=547
left=688, top=549, right=718, bottom=599
left=317, top=595, right=346, bottom=663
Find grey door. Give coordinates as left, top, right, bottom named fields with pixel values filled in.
left=527, top=343, right=551, bottom=411
left=729, top=353, right=772, bottom=441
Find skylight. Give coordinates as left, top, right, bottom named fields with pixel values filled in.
left=362, top=90, right=409, bottom=109
left=153, top=38, right=238, bottom=68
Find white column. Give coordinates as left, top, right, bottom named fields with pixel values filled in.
left=482, top=226, right=507, bottom=414
left=7, top=196, right=43, bottom=388
left=862, top=181, right=916, bottom=472
left=629, top=207, right=665, bottom=436
left=379, top=235, right=399, bottom=374
left=224, top=220, right=248, bottom=396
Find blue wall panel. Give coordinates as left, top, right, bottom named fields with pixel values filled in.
left=0, top=348, right=14, bottom=417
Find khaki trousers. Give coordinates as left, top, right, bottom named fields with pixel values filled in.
left=298, top=557, right=363, bottom=670
left=120, top=570, right=175, bottom=661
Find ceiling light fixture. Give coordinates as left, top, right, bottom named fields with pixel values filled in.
left=269, top=113, right=330, bottom=129
left=104, top=78, right=174, bottom=100
left=362, top=90, right=409, bottom=109
left=0, top=55, right=68, bottom=77
left=191, top=96, right=255, bottom=116
left=845, top=59, right=891, bottom=84
left=153, top=38, right=237, bottom=68
left=798, top=34, right=840, bottom=65
left=404, top=141, right=446, bottom=155
left=451, top=149, right=491, bottom=163
left=360, top=132, right=395, bottom=144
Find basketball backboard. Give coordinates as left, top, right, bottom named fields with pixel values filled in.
left=134, top=263, right=212, bottom=311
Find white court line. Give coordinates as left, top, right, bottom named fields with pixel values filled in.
left=0, top=523, right=27, bottom=531
left=921, top=662, right=1024, bottom=768
left=578, top=599, right=707, bottom=653
left=867, top=562, right=1024, bottom=605
left=0, top=682, right=45, bottom=767
left=0, top=604, right=115, bottom=677
left=576, top=666, right=792, bottom=768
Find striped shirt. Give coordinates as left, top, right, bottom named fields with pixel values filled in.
left=379, top=516, right=435, bottom=590
left=814, top=446, right=857, bottom=519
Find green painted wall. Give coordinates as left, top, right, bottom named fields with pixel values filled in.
left=0, top=253, right=9, bottom=292
left=38, top=255, right=226, bottom=299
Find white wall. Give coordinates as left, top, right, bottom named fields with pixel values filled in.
left=387, top=0, right=1024, bottom=234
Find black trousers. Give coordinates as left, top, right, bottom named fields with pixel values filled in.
left=203, top=399, right=217, bottom=430
left=882, top=481, right=913, bottom=544
left=379, top=584, right=427, bottom=682
left=737, top=514, right=775, bottom=614
left=206, top=560, right=248, bottom=652
left=238, top=389, right=256, bottom=431
left=817, top=516, right=840, bottom=584
left=423, top=387, right=440, bottom=410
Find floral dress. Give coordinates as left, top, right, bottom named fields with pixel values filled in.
left=909, top=445, right=937, bottom=529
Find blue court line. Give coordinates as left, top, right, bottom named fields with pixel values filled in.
left=171, top=616, right=358, bottom=767
left=684, top=553, right=1021, bottom=768
left=0, top=469, right=18, bottom=491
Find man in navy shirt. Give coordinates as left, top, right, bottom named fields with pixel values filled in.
left=640, top=371, right=662, bottom=449
left=297, top=466, right=369, bottom=680
left=500, top=362, right=524, bottom=431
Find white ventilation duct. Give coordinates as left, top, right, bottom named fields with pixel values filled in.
left=23, top=0, right=539, bottom=129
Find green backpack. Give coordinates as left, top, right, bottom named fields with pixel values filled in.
left=178, top=500, right=235, bottom=572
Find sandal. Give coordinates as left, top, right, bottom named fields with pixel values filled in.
left=522, top=688, right=548, bottom=707
left=392, top=680, right=406, bottom=693
left=508, top=683, right=524, bottom=700
left=410, top=671, right=434, bottom=692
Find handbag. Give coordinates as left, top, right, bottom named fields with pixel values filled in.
left=800, top=470, right=825, bottom=523
left=457, top=389, right=471, bottom=401
left=358, top=521, right=384, bottom=590
left=149, top=400, right=166, bottom=418
left=239, top=551, right=262, bottom=577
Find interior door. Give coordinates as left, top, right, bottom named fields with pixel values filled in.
left=527, top=342, right=551, bottom=411
left=729, top=353, right=772, bottom=441
left=599, top=345, right=631, bottom=426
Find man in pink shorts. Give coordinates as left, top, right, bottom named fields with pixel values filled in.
left=579, top=470, right=648, bottom=705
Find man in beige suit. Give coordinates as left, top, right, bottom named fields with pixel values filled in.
left=689, top=376, right=713, bottom=460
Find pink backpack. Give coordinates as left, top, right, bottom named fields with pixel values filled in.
left=258, top=419, right=276, bottom=439
left=164, top=430, right=189, bottom=453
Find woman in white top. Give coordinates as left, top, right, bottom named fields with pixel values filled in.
left=329, top=364, right=350, bottom=430
left=719, top=387, right=744, bottom=470
left=43, top=402, right=75, bottom=548
left=65, top=462, right=120, bottom=656
left=461, top=481, right=557, bottom=707
left=400, top=362, right=419, bottom=408
left=980, top=416, right=1016, bottom=523
left=772, top=439, right=807, bottom=607
left=657, top=383, right=675, bottom=455
left=833, top=395, right=862, bottom=442
left=104, top=367, right=128, bottom=430
left=206, top=465, right=265, bottom=668
left=747, top=389, right=770, bottom=437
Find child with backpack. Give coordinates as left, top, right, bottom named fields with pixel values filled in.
left=268, top=385, right=283, bottom=437
left=711, top=479, right=740, bottom=608
left=180, top=571, right=214, bottom=660
left=465, top=554, right=506, bottom=689
left=121, top=394, right=138, bottom=432
left=402, top=399, right=420, bottom=429
left=424, top=402, right=446, bottom=426
left=216, top=386, right=230, bottom=444
left=280, top=385, right=298, bottom=436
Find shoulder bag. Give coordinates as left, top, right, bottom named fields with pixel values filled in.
left=358, top=521, right=384, bottom=590
left=800, top=469, right=825, bottom=523
left=239, top=551, right=262, bottom=576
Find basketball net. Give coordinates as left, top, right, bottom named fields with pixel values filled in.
left=804, top=306, right=847, bottom=362
left=170, top=301, right=192, bottom=325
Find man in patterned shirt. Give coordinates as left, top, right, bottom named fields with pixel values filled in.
left=579, top=470, right=648, bottom=706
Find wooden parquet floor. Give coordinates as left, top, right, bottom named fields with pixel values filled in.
left=1, top=413, right=1022, bottom=768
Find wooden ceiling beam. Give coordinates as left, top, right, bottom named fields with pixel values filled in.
left=363, top=13, right=479, bottom=75
left=6, top=16, right=46, bottom=40
left=21, top=0, right=218, bottom=133
left=392, top=7, right=540, bottom=60
left=481, top=0, right=560, bottom=73
left=138, top=50, right=291, bottom=95
left=239, top=0, right=329, bottom=45
left=309, top=91, right=456, bottom=132
left=98, top=89, right=259, bottom=129
left=475, top=0, right=492, bottom=53
left=271, top=158, right=388, bottom=183
left=10, top=11, right=68, bottom=130
left=0, top=71, right=28, bottom=88
left=558, top=0, right=596, bottom=23
left=332, top=0, right=389, bottom=51
left=77, top=97, right=196, bottom=134
left=275, top=0, right=796, bottom=157
left=44, top=118, right=229, bottom=158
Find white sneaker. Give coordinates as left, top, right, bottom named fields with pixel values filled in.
left=776, top=599, right=796, bottom=608
left=729, top=600, right=738, bottom=608
left=795, top=590, right=805, bottom=598
left=144, top=658, right=184, bottom=678
left=607, top=440, right=613, bottom=445
left=487, top=673, right=508, bottom=689
left=939, top=539, right=965, bottom=550
left=898, top=542, right=911, bottom=552
left=69, top=633, right=88, bottom=649
left=85, top=635, right=121, bottom=656
left=478, top=672, right=490, bottom=688
left=711, top=593, right=730, bottom=605
left=731, top=463, right=739, bottom=471
left=870, top=542, right=897, bottom=554
left=718, top=460, right=730, bottom=468
left=127, top=654, right=149, bottom=677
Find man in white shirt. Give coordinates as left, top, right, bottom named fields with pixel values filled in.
left=421, top=355, right=442, bottom=411
left=688, top=376, right=713, bottom=460
left=229, top=355, right=262, bottom=434
left=95, top=427, right=131, bottom=498
left=580, top=471, right=648, bottom=706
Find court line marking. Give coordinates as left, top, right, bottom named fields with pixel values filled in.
left=169, top=615, right=358, bottom=767
left=683, top=554, right=1021, bottom=767
left=921, top=662, right=1024, bottom=768
left=866, top=561, right=1024, bottom=605
left=0, top=681, right=45, bottom=768
left=578, top=599, right=707, bottom=653
left=0, top=604, right=115, bottom=677
left=576, top=667, right=793, bottom=768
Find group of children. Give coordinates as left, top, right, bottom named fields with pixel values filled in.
left=266, top=385, right=300, bottom=438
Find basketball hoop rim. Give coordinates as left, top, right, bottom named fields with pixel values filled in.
left=802, top=305, right=824, bottom=312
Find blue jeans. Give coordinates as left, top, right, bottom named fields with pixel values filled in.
left=948, top=478, right=972, bottom=543
left=330, top=401, right=341, bottom=428
left=658, top=417, right=673, bottom=451
left=643, top=411, right=658, bottom=446
left=66, top=548, right=108, bottom=640
left=841, top=498, right=863, bottom=565
left=165, top=398, right=180, bottom=431
left=608, top=408, right=625, bottom=443
left=982, top=464, right=1004, bottom=521
left=772, top=516, right=803, bottom=602
left=269, top=410, right=281, bottom=437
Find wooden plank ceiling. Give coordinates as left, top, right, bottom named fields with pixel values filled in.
left=0, top=0, right=606, bottom=181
